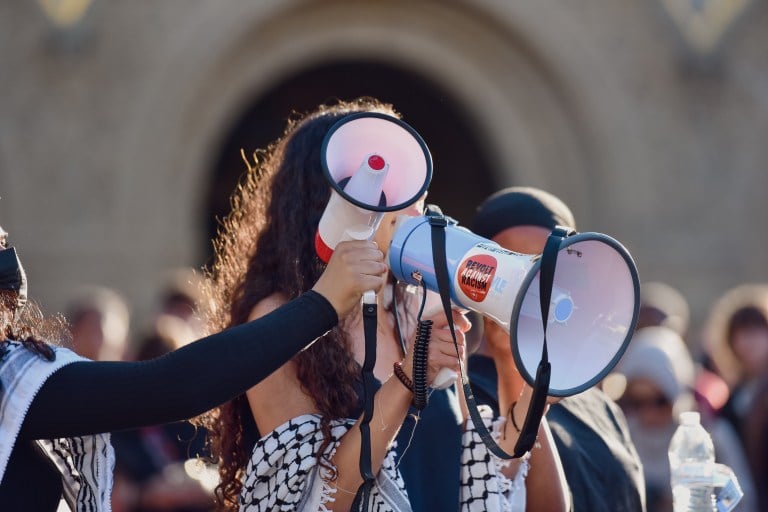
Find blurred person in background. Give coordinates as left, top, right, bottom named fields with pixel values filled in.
left=742, top=363, right=768, bottom=511
left=633, top=280, right=732, bottom=434
left=112, top=269, right=209, bottom=511
left=67, top=285, right=131, bottom=361
left=468, top=186, right=646, bottom=512
left=615, top=326, right=756, bottom=512
left=0, top=219, right=388, bottom=511
left=635, top=281, right=690, bottom=336
left=155, top=268, right=205, bottom=338
left=702, top=284, right=768, bottom=511
left=111, top=317, right=213, bottom=512
left=704, top=284, right=768, bottom=447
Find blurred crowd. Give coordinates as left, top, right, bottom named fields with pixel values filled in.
left=603, top=281, right=768, bottom=511
left=64, top=258, right=768, bottom=511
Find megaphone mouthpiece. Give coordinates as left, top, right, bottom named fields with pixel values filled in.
left=341, top=154, right=390, bottom=208
left=315, top=154, right=392, bottom=263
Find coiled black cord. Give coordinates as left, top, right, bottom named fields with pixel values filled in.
left=411, top=320, right=432, bottom=410
left=411, top=281, right=432, bottom=410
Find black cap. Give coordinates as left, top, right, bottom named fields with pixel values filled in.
left=472, top=186, right=575, bottom=239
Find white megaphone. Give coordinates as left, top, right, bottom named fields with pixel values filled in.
left=315, top=112, right=432, bottom=263
left=389, top=216, right=641, bottom=397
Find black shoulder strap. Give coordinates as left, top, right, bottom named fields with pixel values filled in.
left=351, top=299, right=379, bottom=510
left=425, top=205, right=569, bottom=458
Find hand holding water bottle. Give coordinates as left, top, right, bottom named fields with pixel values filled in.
left=668, top=411, right=744, bottom=512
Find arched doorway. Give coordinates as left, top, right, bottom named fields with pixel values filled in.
left=204, top=59, right=498, bottom=262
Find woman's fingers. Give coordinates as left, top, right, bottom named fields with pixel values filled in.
left=451, top=310, right=472, bottom=333
left=312, top=240, right=387, bottom=315
left=426, top=325, right=465, bottom=378
left=339, top=244, right=388, bottom=294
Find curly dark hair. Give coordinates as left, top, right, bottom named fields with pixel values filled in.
left=200, top=97, right=409, bottom=510
left=1, top=291, right=70, bottom=394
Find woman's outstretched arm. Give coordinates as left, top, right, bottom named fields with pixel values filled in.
left=20, top=290, right=337, bottom=440
left=20, top=240, right=387, bottom=440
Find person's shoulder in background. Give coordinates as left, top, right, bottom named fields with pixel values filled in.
left=547, top=387, right=646, bottom=512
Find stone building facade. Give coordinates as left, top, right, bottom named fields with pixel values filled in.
left=1, top=0, right=767, bottom=342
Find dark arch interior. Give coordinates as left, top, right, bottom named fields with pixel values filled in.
left=204, top=60, right=499, bottom=263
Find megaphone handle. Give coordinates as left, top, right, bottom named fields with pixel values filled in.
left=342, top=227, right=380, bottom=306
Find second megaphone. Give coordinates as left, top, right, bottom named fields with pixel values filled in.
left=315, top=112, right=432, bottom=262
left=389, top=215, right=640, bottom=397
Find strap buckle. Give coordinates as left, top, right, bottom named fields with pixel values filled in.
left=425, top=204, right=448, bottom=228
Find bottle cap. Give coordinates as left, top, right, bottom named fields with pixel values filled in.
left=680, top=411, right=700, bottom=425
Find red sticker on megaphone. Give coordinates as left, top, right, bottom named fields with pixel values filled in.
left=458, top=254, right=497, bottom=302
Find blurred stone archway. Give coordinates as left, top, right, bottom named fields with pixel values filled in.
left=118, top=0, right=592, bottom=271
left=204, top=59, right=499, bottom=262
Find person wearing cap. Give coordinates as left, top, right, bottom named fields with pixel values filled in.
left=468, top=186, right=646, bottom=512
left=633, top=281, right=734, bottom=445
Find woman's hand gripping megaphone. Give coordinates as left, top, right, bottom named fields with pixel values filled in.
left=419, top=289, right=469, bottom=389
left=312, top=240, right=388, bottom=317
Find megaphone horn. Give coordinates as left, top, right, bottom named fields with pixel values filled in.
left=315, top=112, right=432, bottom=262
left=389, top=216, right=641, bottom=397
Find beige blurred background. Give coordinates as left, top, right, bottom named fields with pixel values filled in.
left=1, top=0, right=766, bottom=340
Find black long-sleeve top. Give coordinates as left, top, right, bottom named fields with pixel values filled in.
left=0, top=290, right=337, bottom=509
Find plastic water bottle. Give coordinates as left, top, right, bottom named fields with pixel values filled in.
left=668, top=411, right=716, bottom=512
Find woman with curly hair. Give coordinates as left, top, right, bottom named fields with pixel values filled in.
left=0, top=224, right=384, bottom=511
left=204, top=98, right=567, bottom=512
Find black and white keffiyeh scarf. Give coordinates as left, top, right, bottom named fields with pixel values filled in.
left=0, top=341, right=114, bottom=511
left=460, top=406, right=529, bottom=512
left=240, top=414, right=411, bottom=511
left=240, top=407, right=528, bottom=512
